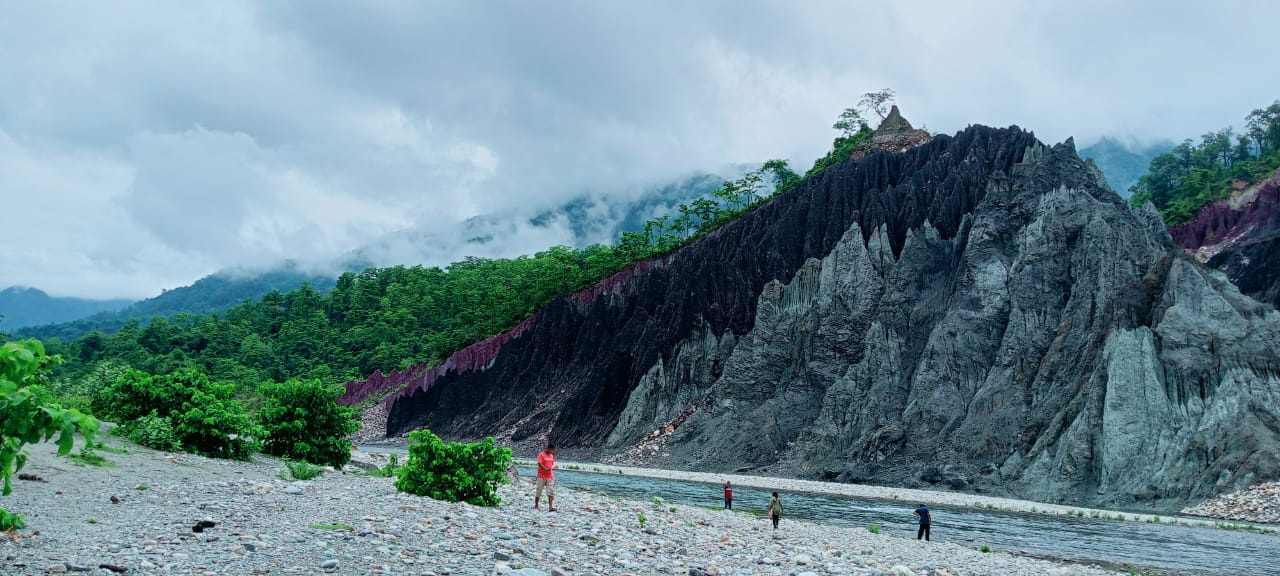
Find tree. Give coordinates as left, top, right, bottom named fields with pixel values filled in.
left=832, top=107, right=869, bottom=139
left=858, top=88, right=897, bottom=121
left=394, top=428, right=511, bottom=506
left=1, top=339, right=99, bottom=530
left=258, top=378, right=359, bottom=468
left=761, top=159, right=801, bottom=192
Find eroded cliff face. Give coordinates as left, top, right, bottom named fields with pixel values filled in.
left=374, top=124, right=1280, bottom=509
left=1169, top=179, right=1280, bottom=308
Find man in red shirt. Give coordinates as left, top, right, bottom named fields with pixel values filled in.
left=534, top=443, right=557, bottom=512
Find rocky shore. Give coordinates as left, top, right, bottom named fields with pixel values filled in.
left=1, top=440, right=1131, bottom=576
left=1181, top=481, right=1280, bottom=524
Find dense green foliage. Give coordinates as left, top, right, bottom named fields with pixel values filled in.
left=17, top=266, right=339, bottom=343
left=258, top=379, right=359, bottom=467
left=394, top=429, right=512, bottom=506
left=42, top=159, right=805, bottom=402
left=1130, top=101, right=1280, bottom=224
left=94, top=368, right=259, bottom=460
left=806, top=108, right=874, bottom=178
left=0, top=339, right=99, bottom=530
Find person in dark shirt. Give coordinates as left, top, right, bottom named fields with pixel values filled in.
left=723, top=481, right=733, bottom=510
left=914, top=504, right=931, bottom=541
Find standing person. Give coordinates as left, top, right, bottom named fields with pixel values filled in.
left=723, top=481, right=733, bottom=510
left=914, top=504, right=931, bottom=541
left=766, top=491, right=783, bottom=530
left=534, top=443, right=557, bottom=512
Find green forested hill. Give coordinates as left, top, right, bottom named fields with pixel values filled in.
left=35, top=158, right=813, bottom=400
left=1079, top=137, right=1170, bottom=197
left=19, top=104, right=877, bottom=415
left=1129, top=101, right=1280, bottom=224
left=16, top=266, right=339, bottom=342
left=0, top=287, right=132, bottom=330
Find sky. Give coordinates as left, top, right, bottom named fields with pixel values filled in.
left=2, top=0, right=1277, bottom=300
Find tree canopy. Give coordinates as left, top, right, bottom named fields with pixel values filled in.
left=1130, top=101, right=1280, bottom=224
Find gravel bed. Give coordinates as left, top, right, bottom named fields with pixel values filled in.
left=2, top=440, right=1125, bottom=576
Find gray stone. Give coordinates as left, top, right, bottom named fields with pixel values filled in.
left=507, top=570, right=548, bottom=576
left=321, top=559, right=339, bottom=571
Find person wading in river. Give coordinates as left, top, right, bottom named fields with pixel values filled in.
left=534, top=443, right=557, bottom=512
left=766, top=492, right=783, bottom=530
left=724, top=481, right=733, bottom=510
left=914, top=504, right=931, bottom=541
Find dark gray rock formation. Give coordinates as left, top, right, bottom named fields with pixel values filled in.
left=376, top=124, right=1280, bottom=509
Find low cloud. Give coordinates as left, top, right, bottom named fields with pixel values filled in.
left=1, top=0, right=1276, bottom=299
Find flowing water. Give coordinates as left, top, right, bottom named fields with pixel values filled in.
left=360, top=447, right=1277, bottom=575
left=517, top=467, right=1279, bottom=576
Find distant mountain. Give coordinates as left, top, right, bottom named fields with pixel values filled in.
left=347, top=172, right=729, bottom=267
left=17, top=264, right=339, bottom=341
left=1079, top=137, right=1171, bottom=197
left=0, top=287, right=132, bottom=331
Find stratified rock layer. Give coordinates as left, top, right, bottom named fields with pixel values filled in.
left=1169, top=180, right=1280, bottom=308
left=375, top=125, right=1280, bottom=509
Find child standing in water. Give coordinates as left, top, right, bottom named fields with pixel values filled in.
left=723, top=481, right=733, bottom=509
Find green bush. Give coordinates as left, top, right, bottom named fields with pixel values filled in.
left=121, top=411, right=180, bottom=451
left=393, top=429, right=511, bottom=506
left=0, top=339, right=99, bottom=530
left=281, top=460, right=324, bottom=481
left=95, top=368, right=258, bottom=460
left=867, top=523, right=881, bottom=534
left=257, top=379, right=358, bottom=468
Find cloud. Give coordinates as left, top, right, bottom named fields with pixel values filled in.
left=1, top=0, right=1277, bottom=298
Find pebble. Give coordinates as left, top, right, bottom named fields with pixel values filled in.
left=1182, top=481, right=1280, bottom=523
left=2, top=447, right=1127, bottom=576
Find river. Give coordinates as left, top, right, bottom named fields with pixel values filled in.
left=516, top=466, right=1278, bottom=576
left=357, top=447, right=1278, bottom=575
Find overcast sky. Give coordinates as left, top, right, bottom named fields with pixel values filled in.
left=2, top=0, right=1277, bottom=300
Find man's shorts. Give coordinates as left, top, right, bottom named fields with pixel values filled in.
left=535, top=476, right=555, bottom=497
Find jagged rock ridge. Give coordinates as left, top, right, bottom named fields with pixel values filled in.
left=365, top=122, right=1280, bottom=509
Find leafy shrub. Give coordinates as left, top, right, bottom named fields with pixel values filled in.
left=257, top=379, right=358, bottom=468
left=281, top=460, right=324, bottom=481
left=393, top=429, right=511, bottom=506
left=867, top=523, right=881, bottom=534
left=95, top=368, right=258, bottom=460
left=0, top=339, right=99, bottom=529
left=171, top=385, right=258, bottom=460
left=0, top=509, right=25, bottom=531
left=121, top=412, right=180, bottom=451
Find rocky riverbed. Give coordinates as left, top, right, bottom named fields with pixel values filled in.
left=0, top=440, right=1130, bottom=576
left=1182, top=481, right=1280, bottom=524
